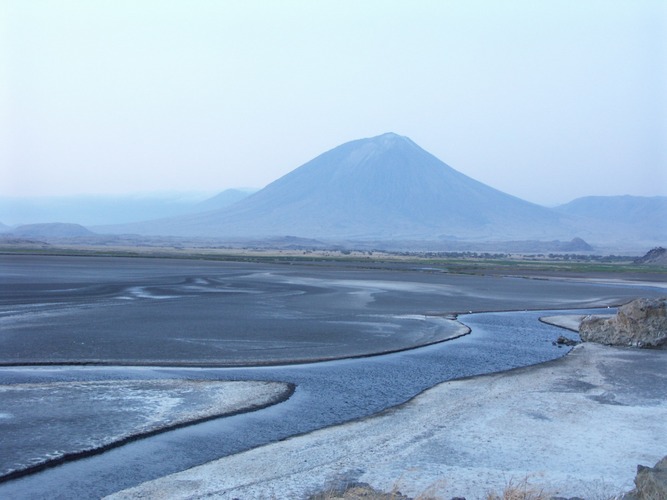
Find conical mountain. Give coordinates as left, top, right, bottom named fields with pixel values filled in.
left=105, top=133, right=573, bottom=240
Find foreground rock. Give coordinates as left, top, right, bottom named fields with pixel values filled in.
left=579, top=297, right=667, bottom=348
left=106, top=344, right=667, bottom=500
left=622, top=455, right=667, bottom=500
left=309, top=483, right=411, bottom=499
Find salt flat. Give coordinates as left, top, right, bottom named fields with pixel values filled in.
left=108, top=343, right=667, bottom=500
left=0, top=379, right=292, bottom=480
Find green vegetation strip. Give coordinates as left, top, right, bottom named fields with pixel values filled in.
left=1, top=245, right=665, bottom=276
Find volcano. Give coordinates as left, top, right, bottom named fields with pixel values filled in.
left=103, top=133, right=576, bottom=241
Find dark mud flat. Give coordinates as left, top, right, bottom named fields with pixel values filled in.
left=1, top=254, right=663, bottom=366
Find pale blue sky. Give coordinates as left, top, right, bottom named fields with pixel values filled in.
left=1, top=0, right=665, bottom=205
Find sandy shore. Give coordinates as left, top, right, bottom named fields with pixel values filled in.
left=107, top=342, right=667, bottom=499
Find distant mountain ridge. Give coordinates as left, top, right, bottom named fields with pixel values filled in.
left=9, top=223, right=94, bottom=238
left=555, top=195, right=667, bottom=242
left=0, top=189, right=255, bottom=226
left=106, top=133, right=581, bottom=242
left=192, top=189, right=256, bottom=213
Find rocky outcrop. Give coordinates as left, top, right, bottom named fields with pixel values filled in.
left=579, top=298, right=667, bottom=348
left=554, top=335, right=579, bottom=347
left=622, top=455, right=667, bottom=500
left=634, top=247, right=667, bottom=266
left=309, top=483, right=412, bottom=499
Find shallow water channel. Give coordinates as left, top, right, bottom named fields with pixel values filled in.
left=0, top=308, right=602, bottom=499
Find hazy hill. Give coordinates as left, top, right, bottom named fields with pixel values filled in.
left=0, top=189, right=254, bottom=226
left=10, top=223, right=95, bottom=238
left=106, top=133, right=579, bottom=242
left=191, top=189, right=256, bottom=213
left=555, top=196, right=667, bottom=243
